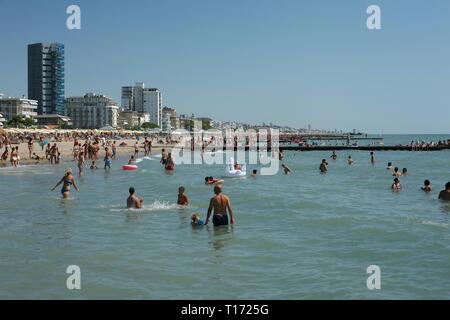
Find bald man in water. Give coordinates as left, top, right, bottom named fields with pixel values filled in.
left=438, top=182, right=450, bottom=201
left=205, top=185, right=235, bottom=226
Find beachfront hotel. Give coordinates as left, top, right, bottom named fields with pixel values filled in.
left=121, top=83, right=162, bottom=127
left=64, top=93, right=119, bottom=129
left=0, top=94, right=38, bottom=121
left=27, top=43, right=65, bottom=115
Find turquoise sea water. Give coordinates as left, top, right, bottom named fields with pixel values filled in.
left=0, top=134, right=450, bottom=299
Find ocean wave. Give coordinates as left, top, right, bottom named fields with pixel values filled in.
left=110, top=200, right=182, bottom=213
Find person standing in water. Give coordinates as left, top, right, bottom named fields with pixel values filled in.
left=347, top=156, right=354, bottom=165
left=421, top=180, right=432, bottom=192
left=77, top=151, right=85, bottom=176
left=438, top=182, right=450, bottom=201
left=51, top=168, right=79, bottom=199
left=111, top=141, right=117, bottom=160
left=28, top=137, right=34, bottom=160
left=281, top=164, right=292, bottom=175
left=177, top=186, right=189, bottom=206
left=320, top=159, right=328, bottom=173
left=330, top=151, right=337, bottom=160
left=391, top=178, right=402, bottom=190
left=205, top=185, right=235, bottom=226
left=127, top=187, right=144, bottom=209
left=370, top=152, right=375, bottom=164
left=104, top=147, right=112, bottom=170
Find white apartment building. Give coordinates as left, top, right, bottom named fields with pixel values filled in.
left=121, top=83, right=162, bottom=127
left=142, top=88, right=162, bottom=127
left=0, top=95, right=38, bottom=120
left=65, top=93, right=119, bottom=129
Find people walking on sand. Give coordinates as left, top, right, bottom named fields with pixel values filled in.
left=27, top=137, right=34, bottom=159
left=77, top=151, right=85, bottom=176
left=438, top=182, right=450, bottom=201
left=392, top=178, right=402, bottom=190
left=177, top=186, right=189, bottom=206
left=421, top=180, right=432, bottom=192
left=320, top=159, right=328, bottom=173
left=51, top=168, right=79, bottom=199
left=205, top=185, right=235, bottom=226
left=104, top=147, right=112, bottom=170
left=127, top=187, right=143, bottom=209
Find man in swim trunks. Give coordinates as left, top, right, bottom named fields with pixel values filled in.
left=320, top=159, right=328, bottom=173
left=111, top=141, right=117, bottom=159
left=161, top=148, right=168, bottom=165
left=205, top=185, right=235, bottom=226
left=438, top=182, right=450, bottom=201
left=104, top=147, right=112, bottom=170
left=127, top=187, right=144, bottom=209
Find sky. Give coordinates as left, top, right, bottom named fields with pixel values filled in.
left=1, top=0, right=450, bottom=134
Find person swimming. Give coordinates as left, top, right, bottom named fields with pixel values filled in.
left=421, top=179, right=432, bottom=192
left=320, top=159, right=328, bottom=173
left=177, top=186, right=189, bottom=206
left=234, top=162, right=242, bottom=171
left=51, top=168, right=79, bottom=199
left=128, top=155, right=136, bottom=165
left=127, top=187, right=144, bottom=209
left=392, top=177, right=402, bottom=190
left=281, top=164, right=292, bottom=175
left=393, top=167, right=402, bottom=177
left=347, top=156, right=354, bottom=165
left=402, top=168, right=408, bottom=175
left=205, top=176, right=224, bottom=185
left=386, top=162, right=393, bottom=170
left=191, top=213, right=204, bottom=226
left=251, top=169, right=258, bottom=177
left=330, top=151, right=337, bottom=160
left=438, top=182, right=450, bottom=201
left=205, top=185, right=235, bottom=226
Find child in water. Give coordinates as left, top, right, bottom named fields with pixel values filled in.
left=392, top=178, right=402, bottom=190
left=177, top=186, right=189, bottom=206
left=191, top=213, right=204, bottom=226
left=421, top=180, right=432, bottom=192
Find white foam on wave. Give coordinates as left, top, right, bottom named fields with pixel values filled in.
left=110, top=200, right=181, bottom=213
left=421, top=220, right=449, bottom=228
left=135, top=156, right=154, bottom=164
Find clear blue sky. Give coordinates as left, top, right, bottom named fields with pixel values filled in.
left=1, top=0, right=450, bottom=133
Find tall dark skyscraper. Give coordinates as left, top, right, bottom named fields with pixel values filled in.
left=28, top=43, right=65, bottom=115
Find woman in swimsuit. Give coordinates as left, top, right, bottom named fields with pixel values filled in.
left=51, top=168, right=80, bottom=199
left=28, top=137, right=34, bottom=159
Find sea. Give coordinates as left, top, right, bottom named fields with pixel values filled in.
left=0, top=134, right=449, bottom=299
